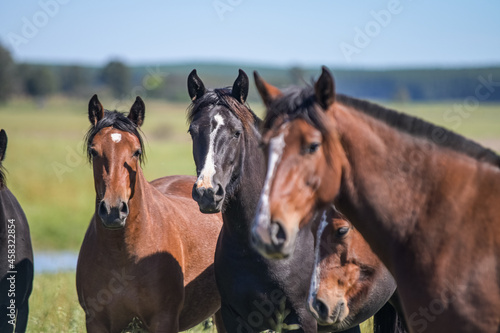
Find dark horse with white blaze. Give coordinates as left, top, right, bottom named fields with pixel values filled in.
left=0, top=130, right=34, bottom=333
left=187, top=69, right=404, bottom=332
left=252, top=67, right=500, bottom=332
left=76, top=96, right=224, bottom=332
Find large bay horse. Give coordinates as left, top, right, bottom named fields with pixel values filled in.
left=0, top=129, right=34, bottom=333
left=252, top=67, right=500, bottom=332
left=76, top=95, right=224, bottom=332
left=187, top=69, right=402, bottom=332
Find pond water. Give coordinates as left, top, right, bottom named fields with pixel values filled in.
left=34, top=251, right=79, bottom=274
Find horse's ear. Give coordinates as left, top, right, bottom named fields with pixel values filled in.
left=128, top=96, right=145, bottom=127
left=187, top=69, right=206, bottom=101
left=232, top=69, right=249, bottom=104
left=314, top=66, right=335, bottom=111
left=88, top=94, right=104, bottom=126
left=254, top=71, right=283, bottom=107
left=0, top=129, right=7, bottom=162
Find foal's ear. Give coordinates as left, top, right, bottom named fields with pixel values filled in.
left=314, top=66, right=336, bottom=111
left=128, top=96, right=145, bottom=127
left=0, top=129, right=7, bottom=162
left=254, top=71, right=283, bottom=107
left=187, top=69, right=206, bottom=101
left=232, top=69, right=249, bottom=104
left=88, top=94, right=104, bottom=126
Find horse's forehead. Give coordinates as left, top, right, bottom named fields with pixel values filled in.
left=93, top=127, right=138, bottom=147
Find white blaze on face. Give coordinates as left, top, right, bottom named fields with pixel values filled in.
left=253, top=129, right=287, bottom=233
left=309, top=209, right=330, bottom=302
left=196, top=113, right=225, bottom=189
left=111, top=133, right=122, bottom=143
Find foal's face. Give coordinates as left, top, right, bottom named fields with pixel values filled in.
left=308, top=212, right=395, bottom=329
left=90, top=127, right=142, bottom=229
left=190, top=108, right=244, bottom=213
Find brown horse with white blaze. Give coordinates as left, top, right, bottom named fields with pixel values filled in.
left=76, top=95, right=224, bottom=332
left=252, top=67, right=500, bottom=332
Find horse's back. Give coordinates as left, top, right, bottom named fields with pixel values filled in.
left=150, top=175, right=196, bottom=200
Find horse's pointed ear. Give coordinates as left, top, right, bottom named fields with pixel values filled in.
left=187, top=69, right=206, bottom=101
left=254, top=71, right=282, bottom=107
left=232, top=69, right=249, bottom=104
left=0, top=129, right=7, bottom=162
left=88, top=94, right=104, bottom=126
left=128, top=96, right=145, bottom=127
left=314, top=66, right=335, bottom=111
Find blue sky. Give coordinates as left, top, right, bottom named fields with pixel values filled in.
left=1, top=0, right=499, bottom=68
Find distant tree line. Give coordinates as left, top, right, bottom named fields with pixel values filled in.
left=1, top=41, right=499, bottom=105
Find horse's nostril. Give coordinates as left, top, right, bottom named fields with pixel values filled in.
left=120, top=202, right=129, bottom=216
left=270, top=221, right=287, bottom=246
left=98, top=201, right=108, bottom=217
left=215, top=184, right=224, bottom=197
left=314, top=298, right=329, bottom=321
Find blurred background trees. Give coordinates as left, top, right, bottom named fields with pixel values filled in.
left=0, top=40, right=499, bottom=106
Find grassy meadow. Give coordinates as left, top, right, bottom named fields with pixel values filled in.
left=0, top=96, right=498, bottom=332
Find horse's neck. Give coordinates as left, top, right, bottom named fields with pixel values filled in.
left=223, top=133, right=266, bottom=241
left=334, top=104, right=482, bottom=268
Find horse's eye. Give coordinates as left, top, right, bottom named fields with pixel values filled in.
left=133, top=149, right=142, bottom=158
left=234, top=130, right=242, bottom=138
left=306, top=142, right=320, bottom=154
left=89, top=148, right=98, bottom=157
left=336, top=227, right=350, bottom=237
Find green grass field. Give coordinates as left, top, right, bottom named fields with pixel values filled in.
left=1, top=97, right=498, bottom=332
left=1, top=96, right=499, bottom=250
left=27, top=273, right=372, bottom=333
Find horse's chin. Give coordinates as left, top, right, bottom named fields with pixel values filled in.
left=197, top=199, right=224, bottom=214
left=318, top=317, right=354, bottom=332
left=101, top=220, right=126, bottom=230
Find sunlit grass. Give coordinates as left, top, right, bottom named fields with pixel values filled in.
left=26, top=273, right=218, bottom=333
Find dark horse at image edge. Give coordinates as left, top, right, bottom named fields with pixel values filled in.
left=187, top=69, right=405, bottom=333
left=0, top=129, right=34, bottom=333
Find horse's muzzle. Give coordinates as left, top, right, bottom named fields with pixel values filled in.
left=192, top=184, right=224, bottom=213
left=98, top=200, right=129, bottom=229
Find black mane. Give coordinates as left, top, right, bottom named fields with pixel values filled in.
left=337, top=94, right=500, bottom=168
left=84, top=110, right=145, bottom=163
left=262, top=85, right=331, bottom=139
left=187, top=88, right=261, bottom=130
left=263, top=84, right=500, bottom=168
